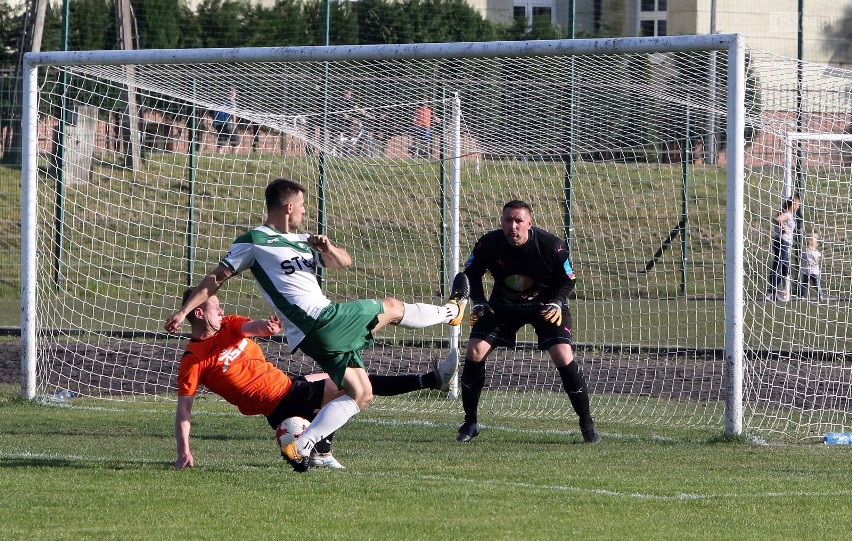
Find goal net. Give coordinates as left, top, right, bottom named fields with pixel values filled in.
left=20, top=36, right=851, bottom=441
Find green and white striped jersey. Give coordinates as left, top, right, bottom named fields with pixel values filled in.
left=220, top=225, right=330, bottom=350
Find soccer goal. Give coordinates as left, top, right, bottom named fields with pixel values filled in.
left=19, top=35, right=852, bottom=441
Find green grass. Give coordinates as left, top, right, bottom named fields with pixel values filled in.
left=2, top=383, right=852, bottom=541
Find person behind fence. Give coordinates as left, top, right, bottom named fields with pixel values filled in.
left=798, top=233, right=822, bottom=300
left=410, top=100, right=436, bottom=158
left=212, top=87, right=239, bottom=152
left=454, top=199, right=601, bottom=444
left=175, top=291, right=463, bottom=471
left=165, top=177, right=470, bottom=471
left=767, top=195, right=800, bottom=302
left=338, top=89, right=375, bottom=155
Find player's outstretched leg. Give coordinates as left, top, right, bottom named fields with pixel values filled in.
left=434, top=349, right=459, bottom=393
left=447, top=272, right=470, bottom=326
left=397, top=272, right=469, bottom=329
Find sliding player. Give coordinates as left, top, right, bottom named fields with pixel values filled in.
left=175, top=292, right=460, bottom=470
left=167, top=177, right=470, bottom=471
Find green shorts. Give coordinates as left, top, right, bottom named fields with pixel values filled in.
left=297, top=299, right=383, bottom=389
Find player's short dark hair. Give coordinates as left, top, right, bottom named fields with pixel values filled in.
left=266, top=178, right=306, bottom=211
left=502, top=200, right=532, bottom=214
left=182, top=288, right=200, bottom=322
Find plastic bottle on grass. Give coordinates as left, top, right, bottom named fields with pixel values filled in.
left=823, top=432, right=852, bottom=445
left=48, top=390, right=77, bottom=402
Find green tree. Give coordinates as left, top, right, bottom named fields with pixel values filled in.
left=41, top=0, right=113, bottom=51
left=68, top=0, right=113, bottom=50
left=244, top=0, right=308, bottom=47
left=176, top=3, right=204, bottom=48
left=406, top=0, right=496, bottom=43
left=135, top=0, right=182, bottom=49
left=353, top=0, right=403, bottom=44
left=500, top=13, right=564, bottom=41
left=196, top=0, right=249, bottom=47
left=0, top=3, right=22, bottom=67
left=304, top=0, right=358, bottom=45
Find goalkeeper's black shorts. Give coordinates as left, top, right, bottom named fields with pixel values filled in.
left=469, top=305, right=573, bottom=350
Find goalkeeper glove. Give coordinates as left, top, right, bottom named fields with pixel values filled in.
left=540, top=302, right=563, bottom=326
left=469, top=301, right=493, bottom=325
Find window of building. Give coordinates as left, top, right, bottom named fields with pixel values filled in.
left=514, top=5, right=526, bottom=25
left=514, top=0, right=556, bottom=28
left=637, top=0, right=666, bottom=36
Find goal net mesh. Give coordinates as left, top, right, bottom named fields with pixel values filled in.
left=26, top=41, right=852, bottom=440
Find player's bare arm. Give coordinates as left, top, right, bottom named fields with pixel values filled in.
left=240, top=313, right=282, bottom=337
left=165, top=264, right=234, bottom=332
left=174, top=395, right=195, bottom=469
left=307, top=234, right=352, bottom=268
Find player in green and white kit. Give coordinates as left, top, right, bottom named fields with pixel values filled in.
left=166, top=177, right=469, bottom=471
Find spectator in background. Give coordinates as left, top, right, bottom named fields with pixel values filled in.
left=767, top=195, right=800, bottom=302
left=213, top=87, right=239, bottom=153
left=338, top=89, right=376, bottom=156
left=798, top=233, right=823, bottom=300
left=411, top=100, right=437, bottom=158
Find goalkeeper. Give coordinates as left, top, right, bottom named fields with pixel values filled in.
left=175, top=291, right=460, bottom=470
left=455, top=199, right=601, bottom=444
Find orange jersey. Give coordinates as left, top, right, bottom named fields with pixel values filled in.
left=414, top=105, right=432, bottom=128
left=177, top=315, right=293, bottom=416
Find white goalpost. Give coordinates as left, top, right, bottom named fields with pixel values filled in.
left=21, top=34, right=851, bottom=442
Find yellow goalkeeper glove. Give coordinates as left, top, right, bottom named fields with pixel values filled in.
left=540, top=302, right=563, bottom=326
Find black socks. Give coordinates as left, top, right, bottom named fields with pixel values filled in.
left=368, top=373, right=435, bottom=396
left=460, top=358, right=486, bottom=425
left=558, top=362, right=593, bottom=426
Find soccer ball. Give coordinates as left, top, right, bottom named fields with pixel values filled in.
left=275, top=416, right=310, bottom=448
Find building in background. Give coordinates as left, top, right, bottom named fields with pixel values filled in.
left=470, top=0, right=849, bottom=66
left=25, top=0, right=852, bottom=66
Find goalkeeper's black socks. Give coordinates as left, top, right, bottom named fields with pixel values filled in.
left=460, top=358, right=486, bottom=424
left=558, top=361, right=593, bottom=426
left=368, top=373, right=436, bottom=396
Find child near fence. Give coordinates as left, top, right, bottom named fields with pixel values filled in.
left=799, top=234, right=823, bottom=300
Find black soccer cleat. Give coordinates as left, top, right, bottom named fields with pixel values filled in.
left=447, top=272, right=470, bottom=326
left=580, top=423, right=602, bottom=444
left=281, top=441, right=312, bottom=472
left=456, top=422, right=480, bottom=442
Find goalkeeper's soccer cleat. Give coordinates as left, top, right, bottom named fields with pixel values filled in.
left=456, top=422, right=480, bottom=442
left=447, top=272, right=470, bottom=326
left=309, top=452, right=346, bottom=470
left=580, top=423, right=602, bottom=444
left=434, top=350, right=459, bottom=393
left=281, top=441, right=311, bottom=472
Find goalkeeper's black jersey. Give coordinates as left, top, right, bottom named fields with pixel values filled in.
left=463, top=226, right=576, bottom=309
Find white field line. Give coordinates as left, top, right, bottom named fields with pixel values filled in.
left=3, top=449, right=850, bottom=501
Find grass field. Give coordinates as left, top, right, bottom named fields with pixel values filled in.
left=2, top=383, right=852, bottom=541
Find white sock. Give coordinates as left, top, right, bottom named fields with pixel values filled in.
left=295, top=395, right=361, bottom=456
left=399, top=302, right=458, bottom=328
